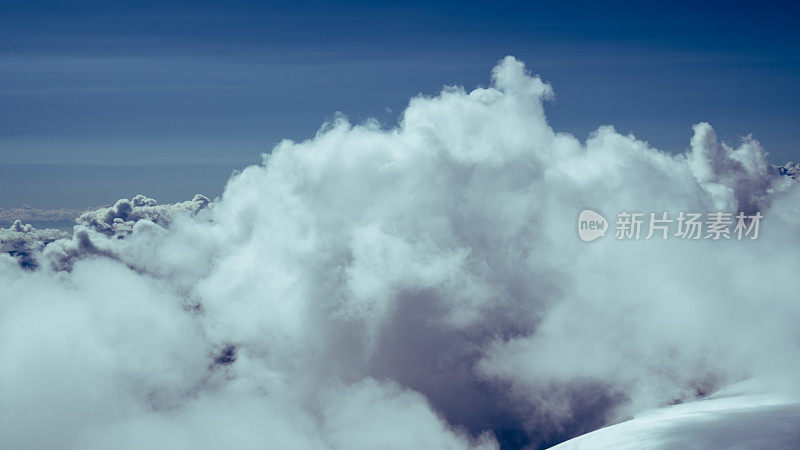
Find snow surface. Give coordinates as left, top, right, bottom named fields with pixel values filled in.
left=550, top=382, right=800, bottom=449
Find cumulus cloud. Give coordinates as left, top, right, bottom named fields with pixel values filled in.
left=687, top=122, right=774, bottom=212
left=0, top=194, right=213, bottom=272
left=1, top=56, right=799, bottom=449
left=76, top=194, right=211, bottom=236
left=778, top=161, right=800, bottom=180
left=0, top=220, right=67, bottom=268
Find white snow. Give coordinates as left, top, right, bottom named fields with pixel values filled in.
left=550, top=382, right=800, bottom=449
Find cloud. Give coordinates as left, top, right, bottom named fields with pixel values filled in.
left=0, top=220, right=67, bottom=268
left=76, top=194, right=211, bottom=236
left=0, top=205, right=84, bottom=224
left=33, top=194, right=213, bottom=272
left=2, top=56, right=800, bottom=449
left=778, top=161, right=800, bottom=180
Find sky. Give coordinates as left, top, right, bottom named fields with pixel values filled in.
left=3, top=54, right=800, bottom=450
left=3, top=9, right=800, bottom=447
left=1, top=0, right=799, bottom=209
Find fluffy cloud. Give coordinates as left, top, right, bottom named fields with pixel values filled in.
left=76, top=194, right=211, bottom=236
left=0, top=220, right=67, bottom=268
left=778, top=161, right=800, bottom=180
left=1, top=56, right=799, bottom=449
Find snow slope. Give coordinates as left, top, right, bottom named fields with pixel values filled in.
left=550, top=383, right=800, bottom=449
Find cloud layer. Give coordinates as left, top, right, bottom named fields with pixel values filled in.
left=0, top=220, right=67, bottom=268
left=1, top=56, right=799, bottom=449
left=0, top=205, right=84, bottom=224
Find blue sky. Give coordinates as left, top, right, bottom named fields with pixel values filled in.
left=1, top=0, right=799, bottom=209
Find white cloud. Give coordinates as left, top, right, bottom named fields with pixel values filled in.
left=0, top=220, right=67, bottom=267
